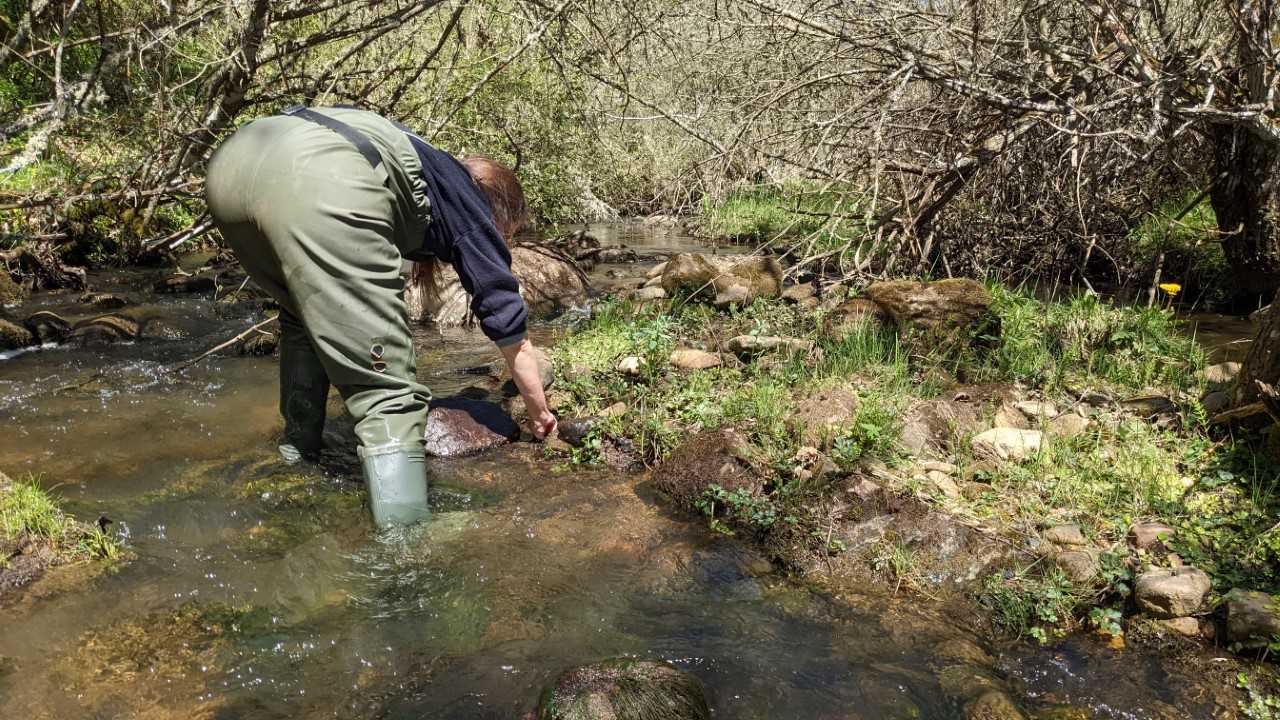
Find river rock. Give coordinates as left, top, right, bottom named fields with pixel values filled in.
left=781, top=282, right=817, bottom=303
left=22, top=311, right=71, bottom=344
left=240, top=332, right=279, bottom=356
left=1202, top=362, right=1240, bottom=389
left=864, top=278, right=994, bottom=337
left=632, top=286, right=668, bottom=302
left=1225, top=589, right=1280, bottom=645
left=971, top=428, right=1042, bottom=462
left=1159, top=616, right=1203, bottom=638
left=1200, top=389, right=1231, bottom=415
left=536, top=659, right=710, bottom=720
left=0, top=270, right=25, bottom=304
left=1054, top=549, right=1100, bottom=584
left=660, top=252, right=782, bottom=306
left=669, top=348, right=722, bottom=370
left=618, top=355, right=646, bottom=375
left=1048, top=413, right=1089, bottom=439
left=646, top=262, right=668, bottom=280
left=1121, top=394, right=1176, bottom=419
left=724, top=335, right=813, bottom=355
left=925, top=470, right=961, bottom=498
left=788, top=386, right=860, bottom=447
left=1128, top=521, right=1175, bottom=551
left=66, top=314, right=139, bottom=347
left=423, top=397, right=520, bottom=457
left=406, top=244, right=589, bottom=324
left=1042, top=524, right=1087, bottom=547
left=653, top=428, right=766, bottom=511
left=153, top=273, right=216, bottom=294
left=1015, top=400, right=1057, bottom=420
left=1134, top=567, right=1211, bottom=618
left=992, top=403, right=1030, bottom=430
left=78, top=291, right=128, bottom=309
left=964, top=690, right=1027, bottom=720
left=0, top=318, right=35, bottom=351
left=824, top=297, right=889, bottom=337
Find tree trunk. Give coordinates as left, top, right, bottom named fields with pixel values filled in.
left=1210, top=0, right=1280, bottom=305
left=1211, top=126, right=1280, bottom=303
left=1237, top=305, right=1280, bottom=407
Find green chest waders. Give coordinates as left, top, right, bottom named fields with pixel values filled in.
left=211, top=105, right=433, bottom=529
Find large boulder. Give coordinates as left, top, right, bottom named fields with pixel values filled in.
left=0, top=318, right=35, bottom=351
left=66, top=314, right=139, bottom=347
left=660, top=253, right=781, bottom=307
left=537, top=659, right=710, bottom=720
left=24, top=311, right=71, bottom=344
left=1134, top=567, right=1211, bottom=618
left=864, top=279, right=995, bottom=338
left=1225, top=589, right=1280, bottom=646
left=406, top=244, right=590, bottom=325
left=653, top=428, right=767, bottom=511
left=423, top=397, right=521, bottom=457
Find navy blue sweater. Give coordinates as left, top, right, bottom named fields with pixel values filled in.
left=404, top=135, right=528, bottom=348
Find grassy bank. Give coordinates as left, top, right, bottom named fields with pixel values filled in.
left=548, top=283, right=1280, bottom=652
left=1, top=472, right=121, bottom=573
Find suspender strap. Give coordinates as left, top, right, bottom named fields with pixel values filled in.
left=282, top=105, right=383, bottom=169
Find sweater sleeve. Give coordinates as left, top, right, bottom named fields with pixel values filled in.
left=450, top=226, right=528, bottom=347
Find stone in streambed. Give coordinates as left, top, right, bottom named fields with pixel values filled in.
left=1225, top=589, right=1280, bottom=646
left=1134, top=567, right=1211, bottom=618
left=660, top=252, right=782, bottom=306
left=0, top=318, right=35, bottom=351
left=78, top=291, right=129, bottom=309
left=0, top=270, right=25, bottom=304
left=537, top=658, right=710, bottom=720
left=669, top=348, right=722, bottom=370
left=65, top=313, right=139, bottom=347
left=153, top=273, right=216, bottom=294
left=423, top=397, right=520, bottom=458
left=964, top=690, right=1028, bottom=720
left=23, top=311, right=71, bottom=344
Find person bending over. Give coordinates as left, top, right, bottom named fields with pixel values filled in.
left=206, top=106, right=557, bottom=528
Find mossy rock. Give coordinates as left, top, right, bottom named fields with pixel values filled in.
left=651, top=428, right=766, bottom=512
left=0, top=318, right=35, bottom=351
left=538, top=658, right=710, bottom=720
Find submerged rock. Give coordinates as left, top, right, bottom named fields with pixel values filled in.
left=423, top=397, right=520, bottom=458
left=1134, top=567, right=1211, bottom=618
left=0, top=318, right=35, bottom=351
left=537, top=658, right=710, bottom=720
left=78, top=291, right=129, bottom=309
left=964, top=690, right=1027, bottom=720
left=864, top=278, right=994, bottom=337
left=23, top=310, right=71, bottom=344
left=1225, top=589, right=1280, bottom=646
left=153, top=273, right=216, bottom=294
left=239, top=332, right=279, bottom=356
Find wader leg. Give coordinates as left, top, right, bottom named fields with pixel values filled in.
left=278, top=309, right=330, bottom=463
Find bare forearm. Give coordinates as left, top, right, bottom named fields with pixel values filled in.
left=500, top=338, right=556, bottom=438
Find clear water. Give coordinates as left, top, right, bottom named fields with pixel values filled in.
left=0, top=224, right=1249, bottom=718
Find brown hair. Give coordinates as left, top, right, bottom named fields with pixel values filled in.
left=408, top=155, right=527, bottom=308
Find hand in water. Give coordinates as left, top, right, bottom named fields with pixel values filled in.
left=529, top=409, right=558, bottom=440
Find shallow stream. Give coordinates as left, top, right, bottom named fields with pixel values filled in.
left=0, top=224, right=1255, bottom=718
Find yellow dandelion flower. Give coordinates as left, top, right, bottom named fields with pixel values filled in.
left=1158, top=283, right=1182, bottom=297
